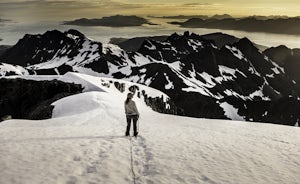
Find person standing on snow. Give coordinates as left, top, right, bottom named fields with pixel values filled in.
left=124, top=93, right=139, bottom=137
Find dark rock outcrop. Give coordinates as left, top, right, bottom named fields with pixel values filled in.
left=0, top=78, right=83, bottom=120
left=227, top=97, right=300, bottom=126
left=264, top=46, right=300, bottom=83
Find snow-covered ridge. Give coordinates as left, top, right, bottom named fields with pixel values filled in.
left=9, top=72, right=170, bottom=101
left=0, top=63, right=29, bottom=76
left=0, top=71, right=300, bottom=184
left=8, top=72, right=175, bottom=115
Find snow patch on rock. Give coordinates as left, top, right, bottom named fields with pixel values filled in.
left=220, top=102, right=245, bottom=121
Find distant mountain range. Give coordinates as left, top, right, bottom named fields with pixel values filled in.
left=152, top=14, right=232, bottom=20
left=63, top=15, right=156, bottom=27
left=1, top=29, right=300, bottom=126
left=170, top=17, right=300, bottom=35
left=154, top=14, right=298, bottom=21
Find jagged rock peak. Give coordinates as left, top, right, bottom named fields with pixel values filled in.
left=66, top=29, right=85, bottom=37
left=65, top=29, right=85, bottom=39
left=183, top=31, right=190, bottom=37
left=236, top=37, right=254, bottom=47
left=231, top=37, right=258, bottom=53
left=22, top=29, right=86, bottom=41
left=167, top=32, right=181, bottom=41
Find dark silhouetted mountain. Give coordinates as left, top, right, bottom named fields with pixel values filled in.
left=248, top=15, right=290, bottom=20
left=264, top=45, right=292, bottom=66
left=151, top=15, right=209, bottom=19
left=0, top=45, right=12, bottom=57
left=201, top=32, right=267, bottom=51
left=201, top=32, right=239, bottom=48
left=211, top=14, right=233, bottom=20
left=170, top=17, right=300, bottom=35
left=152, top=14, right=231, bottom=20
left=1, top=29, right=300, bottom=126
left=63, top=15, right=156, bottom=27
left=264, top=45, right=300, bottom=83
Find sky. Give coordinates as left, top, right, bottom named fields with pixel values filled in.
left=1, top=0, right=300, bottom=47
left=0, top=0, right=300, bottom=23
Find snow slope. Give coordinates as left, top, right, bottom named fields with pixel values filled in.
left=0, top=63, right=29, bottom=76
left=0, top=73, right=300, bottom=184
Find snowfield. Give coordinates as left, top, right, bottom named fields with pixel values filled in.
left=0, top=73, right=300, bottom=184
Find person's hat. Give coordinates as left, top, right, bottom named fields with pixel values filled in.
left=127, top=93, right=134, bottom=98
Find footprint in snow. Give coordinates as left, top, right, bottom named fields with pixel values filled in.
left=87, top=166, right=97, bottom=173
left=73, top=156, right=81, bottom=161
left=66, top=176, right=77, bottom=184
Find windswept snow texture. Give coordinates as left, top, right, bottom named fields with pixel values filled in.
left=0, top=73, right=300, bottom=184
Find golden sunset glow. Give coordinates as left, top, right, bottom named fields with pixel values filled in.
left=0, top=0, right=300, bottom=22
left=1, top=0, right=300, bottom=46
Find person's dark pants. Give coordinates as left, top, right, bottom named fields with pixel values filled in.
left=126, top=115, right=138, bottom=136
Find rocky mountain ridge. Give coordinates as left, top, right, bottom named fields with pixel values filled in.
left=1, top=29, right=300, bottom=126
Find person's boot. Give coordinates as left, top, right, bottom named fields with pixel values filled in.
left=134, top=132, right=138, bottom=137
